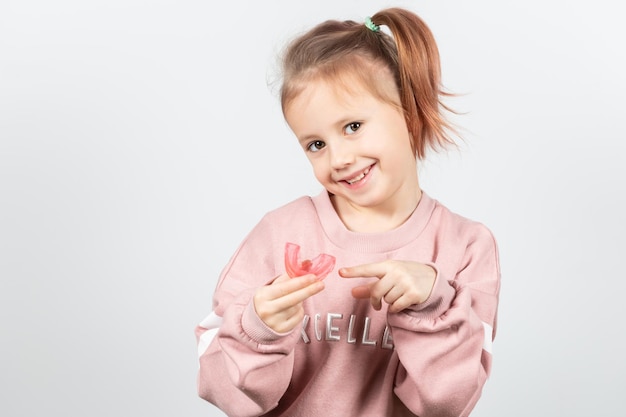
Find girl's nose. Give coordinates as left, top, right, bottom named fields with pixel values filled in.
left=329, top=142, right=355, bottom=170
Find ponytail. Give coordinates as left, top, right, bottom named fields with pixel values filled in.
left=371, top=8, right=457, bottom=159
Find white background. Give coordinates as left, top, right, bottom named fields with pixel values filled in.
left=1, top=0, right=625, bottom=416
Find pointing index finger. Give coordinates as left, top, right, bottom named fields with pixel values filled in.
left=339, top=262, right=387, bottom=279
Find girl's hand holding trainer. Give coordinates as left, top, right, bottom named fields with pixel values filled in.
left=253, top=274, right=325, bottom=333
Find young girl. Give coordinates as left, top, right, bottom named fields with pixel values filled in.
left=195, top=7, right=500, bottom=417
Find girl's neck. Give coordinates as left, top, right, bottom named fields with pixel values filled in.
left=331, top=187, right=423, bottom=233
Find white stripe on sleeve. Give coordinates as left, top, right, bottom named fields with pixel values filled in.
left=482, top=321, right=493, bottom=354
left=197, top=311, right=224, bottom=357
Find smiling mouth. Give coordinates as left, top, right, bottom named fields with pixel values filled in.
left=345, top=166, right=372, bottom=184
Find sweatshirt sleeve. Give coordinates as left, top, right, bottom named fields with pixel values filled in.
left=194, top=216, right=301, bottom=417
left=389, top=223, right=501, bottom=417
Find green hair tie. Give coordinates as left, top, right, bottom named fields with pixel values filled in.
left=364, top=16, right=380, bottom=33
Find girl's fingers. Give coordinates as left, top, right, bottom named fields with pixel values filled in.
left=351, top=280, right=408, bottom=312
left=286, top=280, right=325, bottom=306
left=268, top=276, right=325, bottom=310
left=367, top=279, right=395, bottom=309
left=255, top=277, right=324, bottom=332
left=351, top=285, right=371, bottom=299
left=271, top=274, right=291, bottom=284
left=339, top=262, right=388, bottom=279
left=266, top=274, right=317, bottom=299
left=388, top=295, right=414, bottom=314
left=261, top=304, right=305, bottom=334
left=276, top=308, right=305, bottom=333
left=383, top=285, right=405, bottom=305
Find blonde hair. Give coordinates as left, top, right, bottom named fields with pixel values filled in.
left=280, top=7, right=457, bottom=159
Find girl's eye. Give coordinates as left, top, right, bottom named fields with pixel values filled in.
left=307, top=140, right=326, bottom=153
left=344, top=122, right=361, bottom=135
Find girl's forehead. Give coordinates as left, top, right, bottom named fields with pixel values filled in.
left=282, top=61, right=402, bottom=120
left=285, top=80, right=376, bottom=121
left=294, top=71, right=396, bottom=107
left=308, top=78, right=370, bottom=101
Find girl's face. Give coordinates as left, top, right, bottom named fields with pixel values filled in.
left=284, top=74, right=420, bottom=216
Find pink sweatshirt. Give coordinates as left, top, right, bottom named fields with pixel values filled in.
left=195, top=190, right=500, bottom=417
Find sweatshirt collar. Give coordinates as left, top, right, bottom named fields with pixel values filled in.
left=311, top=189, right=436, bottom=253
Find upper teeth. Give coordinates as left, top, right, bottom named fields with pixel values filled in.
left=347, top=168, right=369, bottom=184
